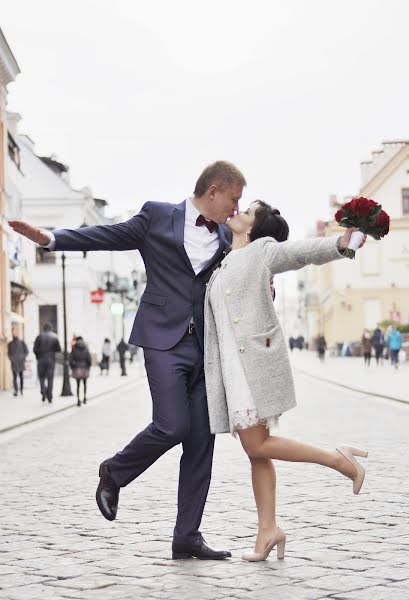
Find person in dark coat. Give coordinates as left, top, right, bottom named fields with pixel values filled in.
left=116, top=338, right=129, bottom=376
left=8, top=334, right=29, bottom=396
left=361, top=328, right=373, bottom=366
left=372, top=327, right=385, bottom=365
left=317, top=334, right=327, bottom=362
left=33, top=322, right=61, bottom=403
left=69, top=336, right=92, bottom=406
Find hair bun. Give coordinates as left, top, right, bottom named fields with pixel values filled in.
left=271, top=208, right=281, bottom=216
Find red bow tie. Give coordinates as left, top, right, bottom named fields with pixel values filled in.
left=196, top=214, right=217, bottom=233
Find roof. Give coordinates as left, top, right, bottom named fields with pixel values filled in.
left=0, top=28, right=20, bottom=86
left=360, top=141, right=409, bottom=196
left=17, top=136, right=83, bottom=201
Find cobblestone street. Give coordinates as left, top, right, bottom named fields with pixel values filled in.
left=1, top=368, right=408, bottom=600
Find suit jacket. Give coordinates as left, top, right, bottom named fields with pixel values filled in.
left=204, top=236, right=343, bottom=434
left=52, top=200, right=231, bottom=350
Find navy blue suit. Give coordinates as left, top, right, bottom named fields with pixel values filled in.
left=53, top=200, right=231, bottom=540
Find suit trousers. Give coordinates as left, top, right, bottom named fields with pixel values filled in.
left=37, top=358, right=56, bottom=401
left=109, top=330, right=215, bottom=541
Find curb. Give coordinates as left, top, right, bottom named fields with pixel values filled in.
left=294, top=367, right=409, bottom=406
left=0, top=374, right=142, bottom=435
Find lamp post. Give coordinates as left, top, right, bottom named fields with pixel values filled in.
left=60, top=252, right=73, bottom=396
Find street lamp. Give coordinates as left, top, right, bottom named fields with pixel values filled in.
left=60, top=252, right=73, bottom=396
left=60, top=223, right=88, bottom=397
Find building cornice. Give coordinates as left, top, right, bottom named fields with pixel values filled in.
left=359, top=144, right=409, bottom=198
left=0, top=28, right=20, bottom=86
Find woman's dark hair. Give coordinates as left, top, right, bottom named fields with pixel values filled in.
left=249, top=200, right=289, bottom=242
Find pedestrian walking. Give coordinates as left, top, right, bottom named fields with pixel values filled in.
left=33, top=322, right=61, bottom=403
left=361, top=328, right=372, bottom=366
left=116, top=338, right=129, bottom=375
left=69, top=336, right=92, bottom=406
left=372, top=327, right=385, bottom=365
left=387, top=325, right=402, bottom=369
left=317, top=334, right=327, bottom=362
left=100, top=338, right=111, bottom=375
left=9, top=160, right=245, bottom=560
left=7, top=334, right=28, bottom=396
left=204, top=202, right=368, bottom=561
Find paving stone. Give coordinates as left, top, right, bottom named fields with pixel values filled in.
left=1, top=372, right=408, bottom=598
left=334, top=584, right=409, bottom=600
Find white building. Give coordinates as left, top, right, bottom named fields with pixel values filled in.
left=8, top=131, right=145, bottom=361
left=0, top=29, right=20, bottom=389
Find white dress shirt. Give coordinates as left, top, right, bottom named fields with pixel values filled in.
left=184, top=197, right=220, bottom=275
left=41, top=198, right=220, bottom=274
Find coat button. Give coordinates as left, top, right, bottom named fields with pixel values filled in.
left=225, top=289, right=231, bottom=295
left=233, top=317, right=239, bottom=323
left=239, top=346, right=245, bottom=353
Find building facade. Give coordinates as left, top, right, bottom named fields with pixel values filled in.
left=9, top=132, right=145, bottom=370
left=300, top=141, right=409, bottom=348
left=0, top=29, right=20, bottom=389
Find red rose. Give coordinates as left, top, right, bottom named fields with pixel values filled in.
left=335, top=209, right=345, bottom=222
left=350, top=197, right=378, bottom=217
left=375, top=210, right=390, bottom=235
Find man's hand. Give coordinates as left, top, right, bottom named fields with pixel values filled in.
left=8, top=220, right=51, bottom=246
left=338, top=227, right=367, bottom=251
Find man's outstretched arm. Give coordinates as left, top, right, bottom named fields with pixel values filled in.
left=9, top=202, right=152, bottom=252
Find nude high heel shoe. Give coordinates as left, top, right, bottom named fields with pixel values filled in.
left=242, top=527, right=286, bottom=562
left=336, top=445, right=368, bottom=495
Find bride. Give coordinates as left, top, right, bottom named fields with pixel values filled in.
left=204, top=200, right=368, bottom=562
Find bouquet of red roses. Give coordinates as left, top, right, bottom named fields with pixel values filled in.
left=335, top=196, right=390, bottom=258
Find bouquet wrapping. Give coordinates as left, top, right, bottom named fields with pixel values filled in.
left=335, top=196, right=390, bottom=259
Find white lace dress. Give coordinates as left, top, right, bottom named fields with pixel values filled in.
left=209, top=270, right=279, bottom=437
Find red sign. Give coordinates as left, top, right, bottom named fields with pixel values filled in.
left=90, top=289, right=104, bottom=304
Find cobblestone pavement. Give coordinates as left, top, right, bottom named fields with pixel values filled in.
left=1, top=370, right=408, bottom=600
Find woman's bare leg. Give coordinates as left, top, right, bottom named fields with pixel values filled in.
left=237, top=427, right=278, bottom=552
left=237, top=424, right=358, bottom=551
left=239, top=425, right=356, bottom=482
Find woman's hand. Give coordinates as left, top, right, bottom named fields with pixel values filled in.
left=338, top=227, right=367, bottom=251
left=8, top=220, right=51, bottom=246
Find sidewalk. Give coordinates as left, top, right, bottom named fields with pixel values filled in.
left=0, top=360, right=144, bottom=433
left=290, top=349, right=409, bottom=404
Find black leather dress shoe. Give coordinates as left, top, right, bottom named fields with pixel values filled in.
left=172, top=536, right=232, bottom=560
left=96, top=460, right=120, bottom=521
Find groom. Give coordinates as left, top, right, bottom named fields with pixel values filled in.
left=9, top=161, right=245, bottom=559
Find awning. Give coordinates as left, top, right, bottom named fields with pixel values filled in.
left=11, top=312, right=24, bottom=324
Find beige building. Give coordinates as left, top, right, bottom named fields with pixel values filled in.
left=0, top=29, right=20, bottom=389
left=300, top=141, right=409, bottom=348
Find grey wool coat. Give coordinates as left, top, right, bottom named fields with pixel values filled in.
left=204, top=235, right=344, bottom=434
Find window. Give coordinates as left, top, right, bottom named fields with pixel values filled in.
left=360, top=243, right=381, bottom=276
left=39, top=305, right=58, bottom=334
left=8, top=132, right=21, bottom=170
left=402, top=189, right=409, bottom=215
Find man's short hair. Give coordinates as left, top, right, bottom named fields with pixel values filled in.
left=194, top=161, right=246, bottom=197
left=43, top=322, right=52, bottom=332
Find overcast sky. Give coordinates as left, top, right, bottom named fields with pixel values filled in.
left=2, top=0, right=409, bottom=239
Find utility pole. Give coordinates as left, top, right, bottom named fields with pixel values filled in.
left=60, top=252, right=73, bottom=396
